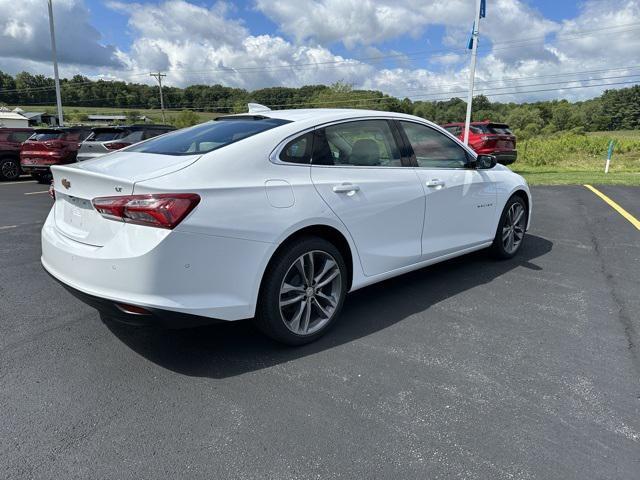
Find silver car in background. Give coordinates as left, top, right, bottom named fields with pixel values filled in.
left=77, top=125, right=175, bottom=161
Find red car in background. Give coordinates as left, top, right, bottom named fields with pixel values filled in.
left=0, top=127, right=34, bottom=181
left=20, top=127, right=92, bottom=183
left=441, top=121, right=517, bottom=165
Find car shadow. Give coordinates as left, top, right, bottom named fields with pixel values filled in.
left=105, top=234, right=552, bottom=379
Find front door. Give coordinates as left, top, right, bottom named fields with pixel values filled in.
left=310, top=119, right=425, bottom=276
left=398, top=120, right=497, bottom=259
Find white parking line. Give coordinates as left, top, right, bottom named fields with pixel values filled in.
left=0, top=225, right=18, bottom=231
left=24, top=191, right=49, bottom=195
left=0, top=180, right=37, bottom=186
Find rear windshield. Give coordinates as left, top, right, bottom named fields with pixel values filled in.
left=470, top=124, right=512, bottom=135
left=89, top=129, right=127, bottom=142
left=127, top=118, right=291, bottom=156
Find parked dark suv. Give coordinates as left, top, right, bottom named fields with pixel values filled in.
left=441, top=121, right=517, bottom=165
left=0, top=128, right=34, bottom=181
left=77, top=124, right=175, bottom=161
left=20, top=127, right=92, bottom=182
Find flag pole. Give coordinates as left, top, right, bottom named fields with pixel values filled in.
left=463, top=0, right=483, bottom=145
left=47, top=0, right=64, bottom=127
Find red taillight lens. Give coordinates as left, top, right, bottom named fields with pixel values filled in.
left=105, top=142, right=132, bottom=150
left=92, top=193, right=200, bottom=229
left=48, top=182, right=55, bottom=200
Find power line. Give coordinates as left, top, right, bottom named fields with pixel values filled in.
left=3, top=20, right=640, bottom=96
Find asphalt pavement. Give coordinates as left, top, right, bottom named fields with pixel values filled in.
left=1, top=179, right=639, bottom=479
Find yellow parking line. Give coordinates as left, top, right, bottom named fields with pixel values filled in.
left=584, top=184, right=640, bottom=231
left=24, top=190, right=49, bottom=195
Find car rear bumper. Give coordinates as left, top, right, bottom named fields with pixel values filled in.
left=44, top=267, right=223, bottom=328
left=492, top=151, right=517, bottom=165
left=41, top=208, right=274, bottom=323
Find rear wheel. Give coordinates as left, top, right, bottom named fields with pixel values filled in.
left=33, top=172, right=52, bottom=184
left=491, top=195, right=527, bottom=259
left=254, top=236, right=347, bottom=345
left=0, top=157, right=21, bottom=181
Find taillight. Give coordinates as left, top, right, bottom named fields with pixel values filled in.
left=48, top=182, right=55, bottom=200
left=105, top=142, right=132, bottom=150
left=92, top=193, right=200, bottom=229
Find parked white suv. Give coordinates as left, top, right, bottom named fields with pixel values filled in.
left=42, top=107, right=531, bottom=345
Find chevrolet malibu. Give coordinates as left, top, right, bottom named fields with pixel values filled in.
left=42, top=107, right=531, bottom=345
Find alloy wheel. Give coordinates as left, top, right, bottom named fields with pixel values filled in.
left=1, top=160, right=19, bottom=180
left=279, top=250, right=342, bottom=335
left=502, top=202, right=526, bottom=254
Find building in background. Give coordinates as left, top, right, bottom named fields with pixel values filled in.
left=0, top=109, right=29, bottom=128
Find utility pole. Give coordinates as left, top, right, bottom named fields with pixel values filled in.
left=463, top=0, right=483, bottom=145
left=150, top=72, right=167, bottom=123
left=47, top=0, right=64, bottom=127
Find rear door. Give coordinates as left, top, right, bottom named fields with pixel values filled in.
left=398, top=121, right=497, bottom=259
left=310, top=119, right=425, bottom=276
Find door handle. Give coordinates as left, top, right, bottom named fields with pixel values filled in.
left=332, top=183, right=360, bottom=193
left=425, top=179, right=445, bottom=188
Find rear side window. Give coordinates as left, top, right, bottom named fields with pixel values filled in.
left=312, top=120, right=402, bottom=167
left=33, top=132, right=64, bottom=141
left=11, top=132, right=33, bottom=142
left=128, top=118, right=290, bottom=156
left=400, top=121, right=469, bottom=169
left=444, top=126, right=461, bottom=136
left=279, top=133, right=313, bottom=164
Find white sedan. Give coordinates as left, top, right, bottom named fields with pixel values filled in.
left=42, top=107, right=531, bottom=345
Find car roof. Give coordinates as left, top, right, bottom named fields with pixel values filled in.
left=221, top=108, right=420, bottom=124
left=0, top=127, right=34, bottom=132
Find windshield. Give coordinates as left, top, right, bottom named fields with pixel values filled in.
left=127, top=118, right=291, bottom=156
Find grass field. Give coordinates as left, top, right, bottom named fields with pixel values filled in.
left=19, top=105, right=221, bottom=125
left=512, top=131, right=640, bottom=185
left=14, top=105, right=640, bottom=185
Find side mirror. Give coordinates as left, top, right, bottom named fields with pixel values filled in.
left=475, top=154, right=497, bottom=169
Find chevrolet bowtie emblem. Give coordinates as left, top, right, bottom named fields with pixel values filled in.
left=61, top=178, right=71, bottom=189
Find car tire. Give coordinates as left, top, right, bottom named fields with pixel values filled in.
left=491, top=195, right=528, bottom=259
left=254, top=236, right=348, bottom=345
left=33, top=173, right=52, bottom=184
left=0, top=157, right=21, bottom=181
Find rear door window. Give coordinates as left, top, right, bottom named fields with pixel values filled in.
left=128, top=117, right=290, bottom=156
left=312, top=120, right=402, bottom=167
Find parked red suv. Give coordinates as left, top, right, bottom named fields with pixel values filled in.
left=441, top=121, right=517, bottom=165
left=0, top=128, right=34, bottom=181
left=20, top=127, right=92, bottom=182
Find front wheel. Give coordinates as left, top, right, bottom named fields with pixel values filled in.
left=0, top=157, right=21, bottom=181
left=491, top=196, right=527, bottom=259
left=254, top=237, right=347, bottom=345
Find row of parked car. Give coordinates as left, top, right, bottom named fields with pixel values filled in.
left=0, top=121, right=516, bottom=183
left=0, top=124, right=175, bottom=182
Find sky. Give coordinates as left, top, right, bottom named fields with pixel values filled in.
left=1, top=0, right=639, bottom=104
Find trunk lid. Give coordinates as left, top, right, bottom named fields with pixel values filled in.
left=51, top=151, right=200, bottom=246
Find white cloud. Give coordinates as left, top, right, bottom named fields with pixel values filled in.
left=2, top=0, right=640, bottom=104
left=0, top=0, right=122, bottom=68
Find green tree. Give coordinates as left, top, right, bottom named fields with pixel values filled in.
left=172, top=110, right=200, bottom=128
